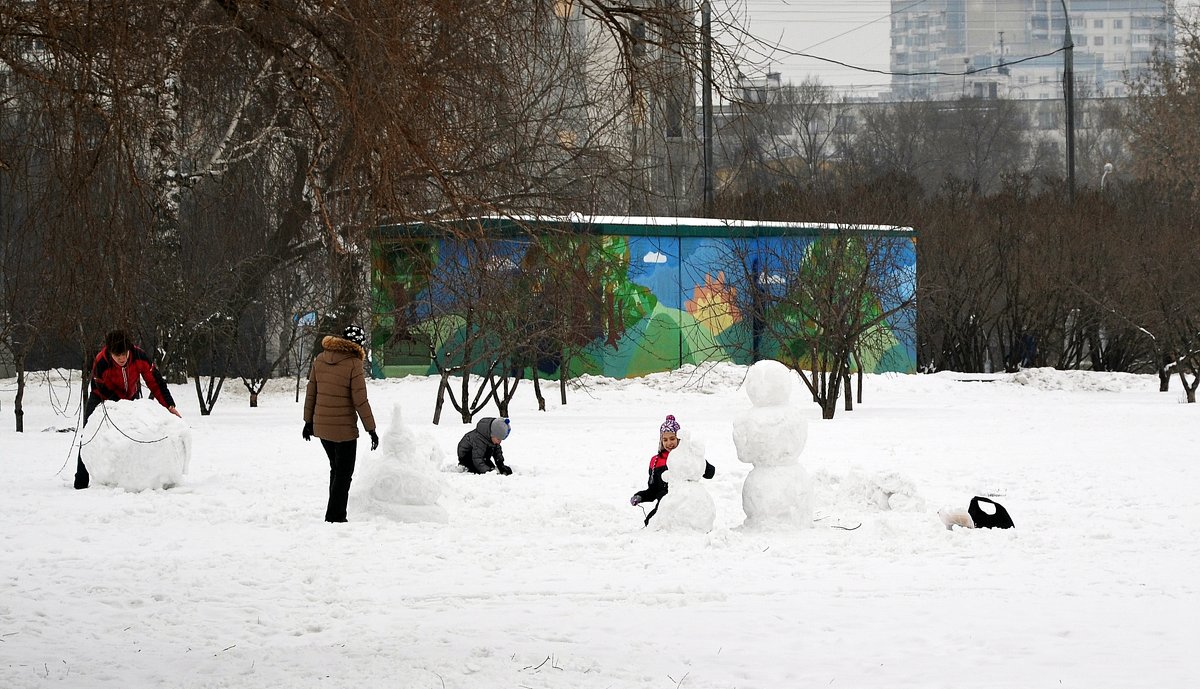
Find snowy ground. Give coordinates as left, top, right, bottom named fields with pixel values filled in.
left=1, top=365, right=1197, bottom=688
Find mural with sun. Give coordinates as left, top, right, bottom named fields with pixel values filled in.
left=370, top=223, right=916, bottom=379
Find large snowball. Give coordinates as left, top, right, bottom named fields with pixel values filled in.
left=744, top=359, right=795, bottom=407
left=353, top=403, right=448, bottom=523
left=649, top=482, right=715, bottom=533
left=80, top=399, right=191, bottom=492
left=741, top=464, right=813, bottom=529
left=732, top=406, right=807, bottom=465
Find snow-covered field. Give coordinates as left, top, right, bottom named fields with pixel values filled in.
left=1, top=365, right=1197, bottom=688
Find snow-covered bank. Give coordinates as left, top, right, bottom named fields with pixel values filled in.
left=1, top=365, right=1196, bottom=688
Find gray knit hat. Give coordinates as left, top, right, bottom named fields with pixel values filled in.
left=490, top=417, right=511, bottom=441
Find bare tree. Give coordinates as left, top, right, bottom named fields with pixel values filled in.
left=727, top=226, right=916, bottom=419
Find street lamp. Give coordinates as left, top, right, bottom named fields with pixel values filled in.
left=1059, top=0, right=1076, bottom=199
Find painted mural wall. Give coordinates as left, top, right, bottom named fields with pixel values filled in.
left=370, top=223, right=917, bottom=379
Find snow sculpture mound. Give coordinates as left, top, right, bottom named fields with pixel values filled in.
left=734, top=360, right=813, bottom=529
left=80, top=399, right=191, bottom=491
left=650, top=429, right=715, bottom=533
left=353, top=403, right=449, bottom=523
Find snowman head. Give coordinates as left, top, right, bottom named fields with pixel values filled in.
left=744, top=359, right=794, bottom=407
left=662, top=428, right=708, bottom=483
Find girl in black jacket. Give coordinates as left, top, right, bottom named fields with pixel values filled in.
left=630, top=415, right=714, bottom=524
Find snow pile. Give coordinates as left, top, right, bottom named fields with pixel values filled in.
left=636, top=362, right=752, bottom=394
left=79, top=399, right=191, bottom=491
left=650, top=429, right=716, bottom=532
left=1005, top=367, right=1149, bottom=392
left=352, top=402, right=449, bottom=523
left=733, top=359, right=813, bottom=529
left=575, top=362, right=750, bottom=395
left=813, top=468, right=925, bottom=513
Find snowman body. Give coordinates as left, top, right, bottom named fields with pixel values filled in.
left=649, top=430, right=715, bottom=533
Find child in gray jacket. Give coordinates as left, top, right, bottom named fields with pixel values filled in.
left=457, top=417, right=513, bottom=475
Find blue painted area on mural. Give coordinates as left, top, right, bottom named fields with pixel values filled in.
left=627, top=236, right=682, bottom=310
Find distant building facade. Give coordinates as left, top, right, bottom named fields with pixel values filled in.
left=889, top=0, right=1175, bottom=100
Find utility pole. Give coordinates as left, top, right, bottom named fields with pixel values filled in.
left=701, top=0, right=714, bottom=217
left=1059, top=0, right=1076, bottom=199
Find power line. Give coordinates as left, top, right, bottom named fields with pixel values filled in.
left=761, top=44, right=1070, bottom=79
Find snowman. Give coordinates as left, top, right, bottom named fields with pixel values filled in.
left=649, top=428, right=716, bottom=533
left=352, top=402, right=449, bottom=523
left=733, top=359, right=813, bottom=529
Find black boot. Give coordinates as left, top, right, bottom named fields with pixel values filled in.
left=74, top=456, right=89, bottom=490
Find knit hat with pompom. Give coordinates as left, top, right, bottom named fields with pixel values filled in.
left=659, top=414, right=680, bottom=434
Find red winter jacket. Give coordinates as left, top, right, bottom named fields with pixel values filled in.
left=89, top=345, right=175, bottom=409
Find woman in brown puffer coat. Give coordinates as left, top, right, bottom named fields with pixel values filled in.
left=302, top=325, right=378, bottom=522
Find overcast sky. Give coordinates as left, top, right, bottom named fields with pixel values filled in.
left=727, top=0, right=1197, bottom=96
left=732, top=0, right=893, bottom=95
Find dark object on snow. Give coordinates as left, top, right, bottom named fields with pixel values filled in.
left=968, top=496, right=1015, bottom=529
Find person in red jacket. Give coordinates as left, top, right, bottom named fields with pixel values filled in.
left=629, top=414, right=714, bottom=525
left=74, top=329, right=181, bottom=489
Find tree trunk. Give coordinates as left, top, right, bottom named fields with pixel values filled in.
left=433, top=372, right=450, bottom=425
left=821, top=390, right=839, bottom=420
left=842, top=369, right=852, bottom=412
left=559, top=356, right=569, bottom=406
left=459, top=370, right=471, bottom=424
left=14, top=353, right=25, bottom=433
left=249, top=392, right=258, bottom=408
left=533, top=372, right=545, bottom=412
left=856, top=364, right=864, bottom=404
left=1180, top=369, right=1199, bottom=403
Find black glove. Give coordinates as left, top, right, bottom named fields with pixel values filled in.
left=302, top=421, right=313, bottom=441
left=368, top=429, right=379, bottom=451
left=496, top=462, right=512, bottom=476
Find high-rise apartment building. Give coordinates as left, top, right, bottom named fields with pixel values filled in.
left=890, top=0, right=1174, bottom=100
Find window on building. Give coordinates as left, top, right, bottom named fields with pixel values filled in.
left=1113, top=19, right=1123, bottom=29
left=1114, top=36, right=1123, bottom=45
left=631, top=20, right=646, bottom=58
left=1132, top=17, right=1153, bottom=29
left=1094, top=19, right=1104, bottom=29
left=1094, top=36, right=1104, bottom=46
left=1070, top=16, right=1084, bottom=28
left=665, top=95, right=684, bottom=138
left=1133, top=34, right=1150, bottom=45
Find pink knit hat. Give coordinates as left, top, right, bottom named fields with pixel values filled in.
left=659, top=414, right=680, bottom=434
